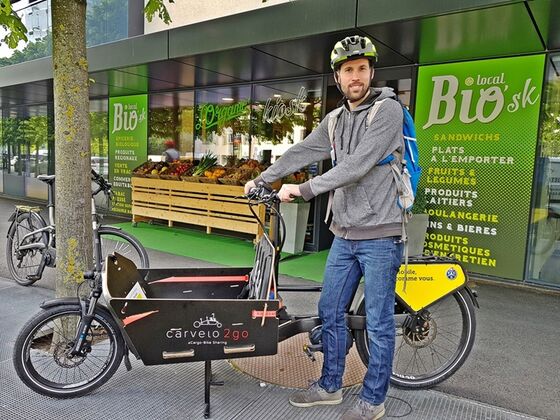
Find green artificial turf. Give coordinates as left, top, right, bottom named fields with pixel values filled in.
left=113, top=222, right=328, bottom=282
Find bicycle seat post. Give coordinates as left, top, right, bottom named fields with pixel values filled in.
left=37, top=175, right=56, bottom=225
left=46, top=179, right=55, bottom=226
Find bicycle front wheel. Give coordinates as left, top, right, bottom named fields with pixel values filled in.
left=96, top=226, right=149, bottom=268
left=355, top=288, right=476, bottom=389
left=13, top=304, right=124, bottom=398
left=6, top=212, right=48, bottom=286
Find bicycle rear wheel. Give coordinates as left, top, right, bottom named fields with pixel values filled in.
left=13, top=304, right=124, bottom=398
left=6, top=212, right=48, bottom=286
left=355, top=288, right=476, bottom=389
left=96, top=226, right=149, bottom=268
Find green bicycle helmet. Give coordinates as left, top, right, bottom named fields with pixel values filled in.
left=330, top=35, right=378, bottom=71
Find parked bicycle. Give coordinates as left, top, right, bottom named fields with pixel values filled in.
left=6, top=169, right=149, bottom=286
left=13, top=183, right=477, bottom=418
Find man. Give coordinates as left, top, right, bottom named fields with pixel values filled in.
left=244, top=35, right=404, bottom=420
left=162, top=139, right=180, bottom=162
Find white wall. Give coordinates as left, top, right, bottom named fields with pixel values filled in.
left=144, top=0, right=292, bottom=34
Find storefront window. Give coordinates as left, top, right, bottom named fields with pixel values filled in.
left=1, top=107, right=52, bottom=177
left=148, top=91, right=195, bottom=161
left=0, top=104, right=53, bottom=198
left=195, top=86, right=251, bottom=165
left=252, top=79, right=323, bottom=248
left=251, top=79, right=322, bottom=165
left=527, top=54, right=560, bottom=287
left=90, top=99, right=108, bottom=177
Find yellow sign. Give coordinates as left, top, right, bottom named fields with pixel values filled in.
left=396, top=262, right=466, bottom=312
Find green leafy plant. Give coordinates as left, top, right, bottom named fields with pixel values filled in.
left=192, top=152, right=218, bottom=176
left=144, top=0, right=174, bottom=24
left=0, top=0, right=28, bottom=49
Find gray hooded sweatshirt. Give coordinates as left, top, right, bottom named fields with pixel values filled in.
left=255, top=87, right=404, bottom=240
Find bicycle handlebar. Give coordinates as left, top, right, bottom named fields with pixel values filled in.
left=91, top=169, right=113, bottom=199
left=245, top=182, right=280, bottom=204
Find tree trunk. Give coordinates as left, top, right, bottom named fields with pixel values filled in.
left=52, top=0, right=92, bottom=298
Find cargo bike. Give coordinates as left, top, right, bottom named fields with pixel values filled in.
left=13, top=183, right=478, bottom=418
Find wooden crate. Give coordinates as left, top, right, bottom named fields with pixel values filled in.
left=131, top=177, right=265, bottom=240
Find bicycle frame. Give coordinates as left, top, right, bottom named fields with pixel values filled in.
left=8, top=170, right=148, bottom=285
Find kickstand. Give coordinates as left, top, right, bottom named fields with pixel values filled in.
left=204, top=360, right=224, bottom=418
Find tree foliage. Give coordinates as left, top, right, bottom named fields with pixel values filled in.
left=540, top=77, right=560, bottom=157
left=0, top=31, right=51, bottom=67
left=0, top=0, right=28, bottom=48
left=144, top=0, right=174, bottom=24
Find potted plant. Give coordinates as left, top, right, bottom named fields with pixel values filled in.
left=280, top=171, right=310, bottom=254
left=407, top=188, right=429, bottom=256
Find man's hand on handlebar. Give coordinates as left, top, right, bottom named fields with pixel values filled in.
left=278, top=184, right=302, bottom=203
left=244, top=179, right=256, bottom=195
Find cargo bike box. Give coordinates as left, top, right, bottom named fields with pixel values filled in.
left=102, top=253, right=280, bottom=366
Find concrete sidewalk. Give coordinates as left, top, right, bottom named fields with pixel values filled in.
left=0, top=277, right=544, bottom=420
left=1, top=195, right=559, bottom=419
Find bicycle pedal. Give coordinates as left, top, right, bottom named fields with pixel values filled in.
left=303, top=345, right=316, bottom=362
left=303, top=343, right=322, bottom=362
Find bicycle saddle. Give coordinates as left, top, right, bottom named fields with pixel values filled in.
left=37, top=175, right=55, bottom=184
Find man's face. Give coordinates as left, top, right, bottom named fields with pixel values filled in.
left=336, top=58, right=373, bottom=102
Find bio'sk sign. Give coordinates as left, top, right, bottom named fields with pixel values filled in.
left=109, top=95, right=148, bottom=214
left=415, top=55, right=545, bottom=280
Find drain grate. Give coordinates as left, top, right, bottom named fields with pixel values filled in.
left=0, top=357, right=542, bottom=420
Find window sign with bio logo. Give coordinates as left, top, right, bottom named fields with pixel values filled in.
left=415, top=55, right=545, bottom=280
left=109, top=95, right=148, bottom=214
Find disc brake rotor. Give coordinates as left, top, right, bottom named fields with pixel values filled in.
left=402, top=317, right=437, bottom=348
left=52, top=341, right=87, bottom=368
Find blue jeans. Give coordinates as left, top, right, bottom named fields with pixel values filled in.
left=318, top=236, right=403, bottom=405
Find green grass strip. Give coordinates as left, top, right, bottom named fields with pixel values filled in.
left=113, top=222, right=327, bottom=282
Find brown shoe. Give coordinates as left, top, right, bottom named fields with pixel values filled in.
left=342, top=399, right=385, bottom=420
left=289, top=382, right=343, bottom=407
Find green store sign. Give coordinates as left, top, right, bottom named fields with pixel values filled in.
left=415, top=55, right=545, bottom=280
left=195, top=101, right=249, bottom=131
left=108, top=94, right=148, bottom=214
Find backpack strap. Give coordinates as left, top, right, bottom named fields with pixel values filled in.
left=327, top=107, right=344, bottom=154
left=368, top=98, right=412, bottom=291
left=324, top=107, right=344, bottom=223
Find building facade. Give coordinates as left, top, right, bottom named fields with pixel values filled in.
left=1, top=0, right=559, bottom=288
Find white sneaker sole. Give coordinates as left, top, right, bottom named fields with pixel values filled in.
left=289, top=398, right=343, bottom=408
left=373, top=408, right=386, bottom=419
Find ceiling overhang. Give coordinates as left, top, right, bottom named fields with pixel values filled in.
left=1, top=0, right=558, bottom=109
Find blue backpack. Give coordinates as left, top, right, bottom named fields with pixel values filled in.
left=328, top=98, right=421, bottom=212
left=373, top=99, right=421, bottom=212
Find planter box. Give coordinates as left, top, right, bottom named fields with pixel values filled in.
left=280, top=202, right=311, bottom=254
left=407, top=213, right=429, bottom=256
left=131, top=177, right=265, bottom=240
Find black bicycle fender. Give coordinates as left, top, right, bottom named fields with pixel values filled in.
left=8, top=211, right=16, bottom=222
left=6, top=220, right=16, bottom=238
left=464, top=286, right=480, bottom=308
left=40, top=298, right=110, bottom=312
